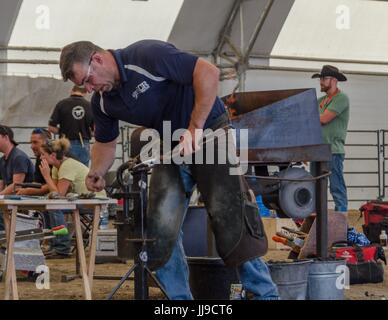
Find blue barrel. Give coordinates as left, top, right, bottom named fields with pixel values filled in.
left=268, top=259, right=313, bottom=300
left=307, top=259, right=347, bottom=300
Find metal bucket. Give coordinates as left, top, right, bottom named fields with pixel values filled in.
left=307, top=259, right=347, bottom=300
left=268, top=259, right=312, bottom=300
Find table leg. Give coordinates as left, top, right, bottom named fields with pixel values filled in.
left=87, top=205, right=101, bottom=292
left=73, top=209, right=91, bottom=300
left=4, top=207, right=18, bottom=300
left=3, top=210, right=10, bottom=299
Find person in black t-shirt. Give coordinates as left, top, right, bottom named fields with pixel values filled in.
left=16, top=128, right=52, bottom=196
left=48, top=85, right=94, bottom=166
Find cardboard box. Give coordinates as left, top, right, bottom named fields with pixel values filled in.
left=262, top=217, right=298, bottom=250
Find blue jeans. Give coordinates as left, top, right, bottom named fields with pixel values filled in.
left=328, top=154, right=348, bottom=212
left=45, top=211, right=71, bottom=255
left=69, top=140, right=90, bottom=167
left=155, top=165, right=279, bottom=300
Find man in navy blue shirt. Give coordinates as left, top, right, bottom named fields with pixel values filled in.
left=59, top=40, right=278, bottom=300
left=0, top=125, right=34, bottom=195
left=0, top=125, right=34, bottom=232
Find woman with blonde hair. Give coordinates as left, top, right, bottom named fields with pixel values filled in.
left=40, top=137, right=106, bottom=198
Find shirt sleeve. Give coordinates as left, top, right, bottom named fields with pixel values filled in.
left=134, top=40, right=199, bottom=85
left=91, top=93, right=120, bottom=143
left=12, top=155, right=32, bottom=175
left=327, top=94, right=349, bottom=115
left=49, top=102, right=61, bottom=127
left=57, top=160, right=76, bottom=182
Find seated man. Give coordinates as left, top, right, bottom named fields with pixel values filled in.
left=0, top=125, right=34, bottom=195
left=0, top=125, right=34, bottom=231
left=16, top=128, right=71, bottom=258
left=16, top=128, right=51, bottom=196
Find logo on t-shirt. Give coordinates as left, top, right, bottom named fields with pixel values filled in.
left=132, top=81, right=150, bottom=100
left=72, top=106, right=85, bottom=120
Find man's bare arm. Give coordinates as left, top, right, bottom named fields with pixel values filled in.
left=48, top=125, right=59, bottom=134
left=320, top=109, right=337, bottom=125
left=190, top=58, right=220, bottom=129
left=16, top=185, right=49, bottom=196
left=180, top=58, right=220, bottom=155
left=0, top=173, right=26, bottom=195
left=86, top=139, right=117, bottom=192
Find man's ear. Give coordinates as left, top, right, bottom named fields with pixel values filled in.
left=93, top=53, right=103, bottom=65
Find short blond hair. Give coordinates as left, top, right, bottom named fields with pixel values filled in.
left=42, top=137, right=71, bottom=160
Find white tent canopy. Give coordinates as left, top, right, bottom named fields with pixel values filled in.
left=8, top=0, right=183, bottom=48
left=168, top=0, right=294, bottom=57
left=271, top=0, right=388, bottom=74
left=1, top=0, right=388, bottom=77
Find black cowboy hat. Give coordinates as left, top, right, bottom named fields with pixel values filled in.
left=311, top=65, right=347, bottom=82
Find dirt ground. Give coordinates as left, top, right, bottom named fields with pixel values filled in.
left=0, top=210, right=386, bottom=300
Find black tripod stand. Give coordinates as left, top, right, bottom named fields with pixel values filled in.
left=107, top=160, right=169, bottom=300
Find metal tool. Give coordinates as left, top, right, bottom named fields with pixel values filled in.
left=0, top=225, right=68, bottom=245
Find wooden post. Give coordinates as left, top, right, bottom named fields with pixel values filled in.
left=4, top=207, right=19, bottom=300
left=88, top=205, right=101, bottom=291
left=73, top=209, right=92, bottom=300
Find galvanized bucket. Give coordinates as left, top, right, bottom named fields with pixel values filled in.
left=307, top=259, right=347, bottom=300
left=267, top=259, right=313, bottom=300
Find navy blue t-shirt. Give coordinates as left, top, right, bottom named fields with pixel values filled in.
left=91, top=40, right=226, bottom=143
left=0, top=147, right=34, bottom=186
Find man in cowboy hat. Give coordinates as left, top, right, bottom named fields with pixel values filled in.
left=312, top=65, right=349, bottom=213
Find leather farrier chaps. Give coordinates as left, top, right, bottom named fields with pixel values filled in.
left=144, top=114, right=268, bottom=270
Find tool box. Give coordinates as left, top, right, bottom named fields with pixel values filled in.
left=360, top=201, right=388, bottom=243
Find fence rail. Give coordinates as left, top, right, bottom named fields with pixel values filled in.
left=342, top=130, right=383, bottom=204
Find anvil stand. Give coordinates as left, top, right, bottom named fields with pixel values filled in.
left=107, top=162, right=169, bottom=300
left=245, top=144, right=331, bottom=258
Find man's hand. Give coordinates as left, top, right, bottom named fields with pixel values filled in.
left=178, top=125, right=203, bottom=157
left=86, top=171, right=106, bottom=192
